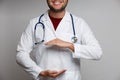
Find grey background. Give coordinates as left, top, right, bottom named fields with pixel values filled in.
left=0, top=0, right=120, bottom=80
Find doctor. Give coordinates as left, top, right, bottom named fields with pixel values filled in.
left=16, top=0, right=103, bottom=80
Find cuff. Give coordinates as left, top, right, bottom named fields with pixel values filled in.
left=72, top=43, right=82, bottom=58
left=32, top=66, right=43, bottom=80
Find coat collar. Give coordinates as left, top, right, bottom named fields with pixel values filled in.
left=41, top=10, right=71, bottom=22
left=40, top=10, right=72, bottom=36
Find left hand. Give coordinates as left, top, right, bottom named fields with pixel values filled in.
left=45, top=38, right=74, bottom=51
left=39, top=69, right=66, bottom=78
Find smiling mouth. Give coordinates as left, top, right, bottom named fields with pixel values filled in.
left=53, top=0, right=63, bottom=5
left=54, top=1, right=60, bottom=5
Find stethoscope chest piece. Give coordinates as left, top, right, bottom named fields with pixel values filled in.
left=71, top=36, right=78, bottom=43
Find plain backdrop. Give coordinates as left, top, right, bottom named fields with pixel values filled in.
left=0, top=0, right=120, bottom=80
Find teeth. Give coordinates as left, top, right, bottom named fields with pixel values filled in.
left=54, top=2, right=60, bottom=5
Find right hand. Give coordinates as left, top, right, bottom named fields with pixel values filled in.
left=39, top=69, right=66, bottom=78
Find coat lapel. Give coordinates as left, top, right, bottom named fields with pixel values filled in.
left=55, top=11, right=72, bottom=34
left=40, top=11, right=72, bottom=42
left=41, top=12, right=57, bottom=42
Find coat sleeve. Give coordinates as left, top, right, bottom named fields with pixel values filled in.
left=72, top=19, right=103, bottom=60
left=16, top=19, right=43, bottom=79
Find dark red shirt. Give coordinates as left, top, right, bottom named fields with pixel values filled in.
left=49, top=15, right=62, bottom=30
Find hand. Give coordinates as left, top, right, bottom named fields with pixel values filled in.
left=45, top=38, right=74, bottom=51
left=39, top=69, right=66, bottom=78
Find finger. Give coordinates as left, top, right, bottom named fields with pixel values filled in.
left=45, top=41, right=51, bottom=45
left=48, top=71, right=58, bottom=78
left=45, top=41, right=55, bottom=46
left=49, top=70, right=66, bottom=78
left=48, top=70, right=58, bottom=74
left=57, top=69, right=66, bottom=75
left=50, top=73, right=58, bottom=78
left=59, top=69, right=66, bottom=73
left=45, top=38, right=60, bottom=45
left=51, top=69, right=66, bottom=77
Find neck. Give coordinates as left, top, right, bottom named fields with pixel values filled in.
left=49, top=10, right=66, bottom=18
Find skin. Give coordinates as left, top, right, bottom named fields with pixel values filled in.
left=39, top=0, right=74, bottom=78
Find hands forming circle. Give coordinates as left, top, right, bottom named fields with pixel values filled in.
left=45, top=38, right=74, bottom=51
left=40, top=69, right=66, bottom=78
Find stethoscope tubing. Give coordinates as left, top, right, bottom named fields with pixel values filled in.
left=34, top=13, right=77, bottom=45
left=70, top=14, right=76, bottom=36
left=34, top=14, right=45, bottom=45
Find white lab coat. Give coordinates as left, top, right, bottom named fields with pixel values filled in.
left=16, top=11, right=102, bottom=80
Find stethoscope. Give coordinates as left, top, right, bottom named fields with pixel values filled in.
left=34, top=13, right=78, bottom=45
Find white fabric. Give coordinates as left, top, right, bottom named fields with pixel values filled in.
left=16, top=11, right=102, bottom=80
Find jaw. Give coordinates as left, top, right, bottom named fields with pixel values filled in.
left=47, top=0, right=68, bottom=13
